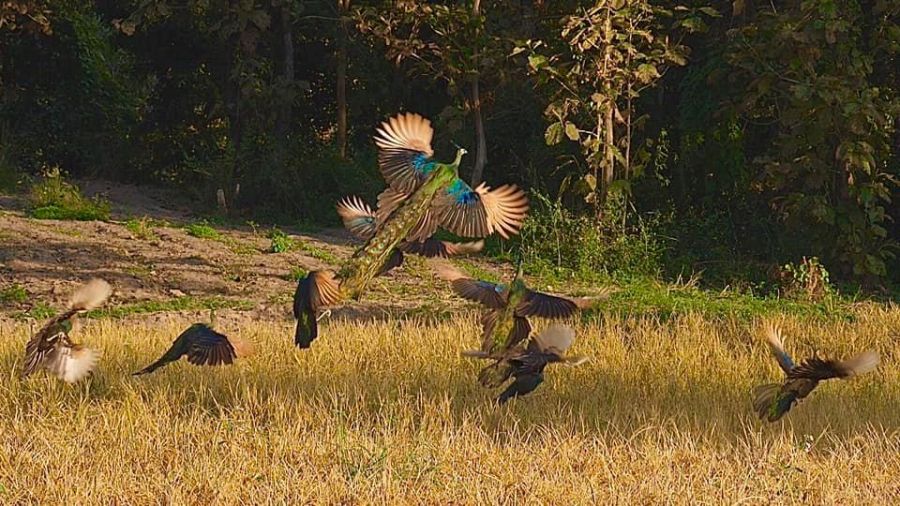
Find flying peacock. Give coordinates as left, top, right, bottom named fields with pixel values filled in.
left=433, top=258, right=611, bottom=387
left=336, top=194, right=483, bottom=276
left=752, top=323, right=880, bottom=422
left=133, top=310, right=253, bottom=375
left=21, top=278, right=112, bottom=383
left=293, top=112, right=530, bottom=348
left=464, top=324, right=589, bottom=404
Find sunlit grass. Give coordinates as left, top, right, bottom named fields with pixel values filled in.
left=0, top=307, right=897, bottom=503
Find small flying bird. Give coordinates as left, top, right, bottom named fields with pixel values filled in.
left=336, top=195, right=483, bottom=276
left=133, top=312, right=253, bottom=375
left=292, top=270, right=341, bottom=348
left=464, top=324, right=589, bottom=404
left=752, top=323, right=880, bottom=422
left=21, top=278, right=112, bottom=383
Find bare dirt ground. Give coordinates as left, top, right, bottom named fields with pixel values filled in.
left=0, top=180, right=509, bottom=326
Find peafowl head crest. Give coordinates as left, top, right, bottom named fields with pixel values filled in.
left=451, top=142, right=468, bottom=169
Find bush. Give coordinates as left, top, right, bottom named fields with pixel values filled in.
left=517, top=191, right=665, bottom=282
left=268, top=228, right=296, bottom=253
left=0, top=284, right=28, bottom=306
left=125, top=216, right=159, bottom=241
left=28, top=167, right=110, bottom=221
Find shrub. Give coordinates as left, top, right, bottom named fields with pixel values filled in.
left=268, top=228, right=296, bottom=253
left=778, top=256, right=834, bottom=301
left=517, top=191, right=665, bottom=282
left=28, top=167, right=110, bottom=221
left=0, top=284, right=27, bottom=306
left=125, top=216, right=159, bottom=241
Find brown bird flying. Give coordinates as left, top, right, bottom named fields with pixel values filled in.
left=752, top=323, right=879, bottom=422
left=21, top=278, right=112, bottom=383
left=134, top=315, right=252, bottom=375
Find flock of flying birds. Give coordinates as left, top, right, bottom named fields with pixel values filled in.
left=19, top=112, right=881, bottom=419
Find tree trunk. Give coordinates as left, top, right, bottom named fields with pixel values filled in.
left=470, top=78, right=488, bottom=185
left=336, top=0, right=350, bottom=159
left=469, top=0, right=486, bottom=185
left=276, top=6, right=294, bottom=136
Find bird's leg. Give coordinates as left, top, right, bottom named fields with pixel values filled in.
left=316, top=309, right=332, bottom=322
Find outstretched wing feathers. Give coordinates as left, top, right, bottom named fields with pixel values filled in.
left=763, top=323, right=795, bottom=374
left=374, top=113, right=435, bottom=193
left=336, top=196, right=377, bottom=240
left=516, top=290, right=583, bottom=319
left=184, top=325, right=236, bottom=366
left=436, top=181, right=529, bottom=239
left=788, top=351, right=880, bottom=381
left=134, top=323, right=244, bottom=375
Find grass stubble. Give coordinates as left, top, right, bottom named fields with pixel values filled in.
left=0, top=305, right=898, bottom=504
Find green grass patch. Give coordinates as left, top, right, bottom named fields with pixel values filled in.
left=297, top=240, right=339, bottom=264
left=125, top=217, right=159, bottom=241
left=184, top=221, right=257, bottom=255
left=0, top=284, right=27, bottom=305
left=184, top=221, right=222, bottom=240
left=284, top=266, right=308, bottom=282
left=456, top=259, right=501, bottom=284
left=18, top=302, right=57, bottom=320
left=584, top=278, right=855, bottom=322
left=84, top=296, right=254, bottom=319
left=268, top=227, right=296, bottom=253
left=29, top=167, right=110, bottom=221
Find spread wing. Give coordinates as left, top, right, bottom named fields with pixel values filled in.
left=434, top=180, right=529, bottom=239
left=432, top=260, right=506, bottom=309
left=21, top=308, right=80, bottom=378
left=374, top=112, right=435, bottom=193
left=184, top=325, right=238, bottom=367
left=788, top=351, right=880, bottom=381
left=336, top=196, right=376, bottom=240
left=763, top=323, right=795, bottom=374
left=516, top=290, right=587, bottom=319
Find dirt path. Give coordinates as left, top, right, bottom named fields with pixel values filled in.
left=0, top=181, right=508, bottom=325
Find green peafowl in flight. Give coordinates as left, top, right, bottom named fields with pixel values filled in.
left=336, top=194, right=484, bottom=276
left=21, top=278, right=112, bottom=383
left=433, top=258, right=610, bottom=387
left=133, top=310, right=253, bottom=375
left=464, top=324, right=589, bottom=404
left=293, top=112, right=530, bottom=348
left=752, top=323, right=879, bottom=422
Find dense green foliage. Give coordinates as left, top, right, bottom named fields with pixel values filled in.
left=0, top=0, right=897, bottom=287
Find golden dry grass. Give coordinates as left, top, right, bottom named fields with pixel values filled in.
left=0, top=307, right=898, bottom=504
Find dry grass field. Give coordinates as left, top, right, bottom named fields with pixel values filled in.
left=1, top=307, right=898, bottom=504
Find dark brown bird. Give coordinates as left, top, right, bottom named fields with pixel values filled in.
left=133, top=317, right=252, bottom=375
left=292, top=270, right=341, bottom=348
left=752, top=324, right=879, bottom=422
left=464, top=324, right=589, bottom=403
left=21, top=278, right=112, bottom=383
